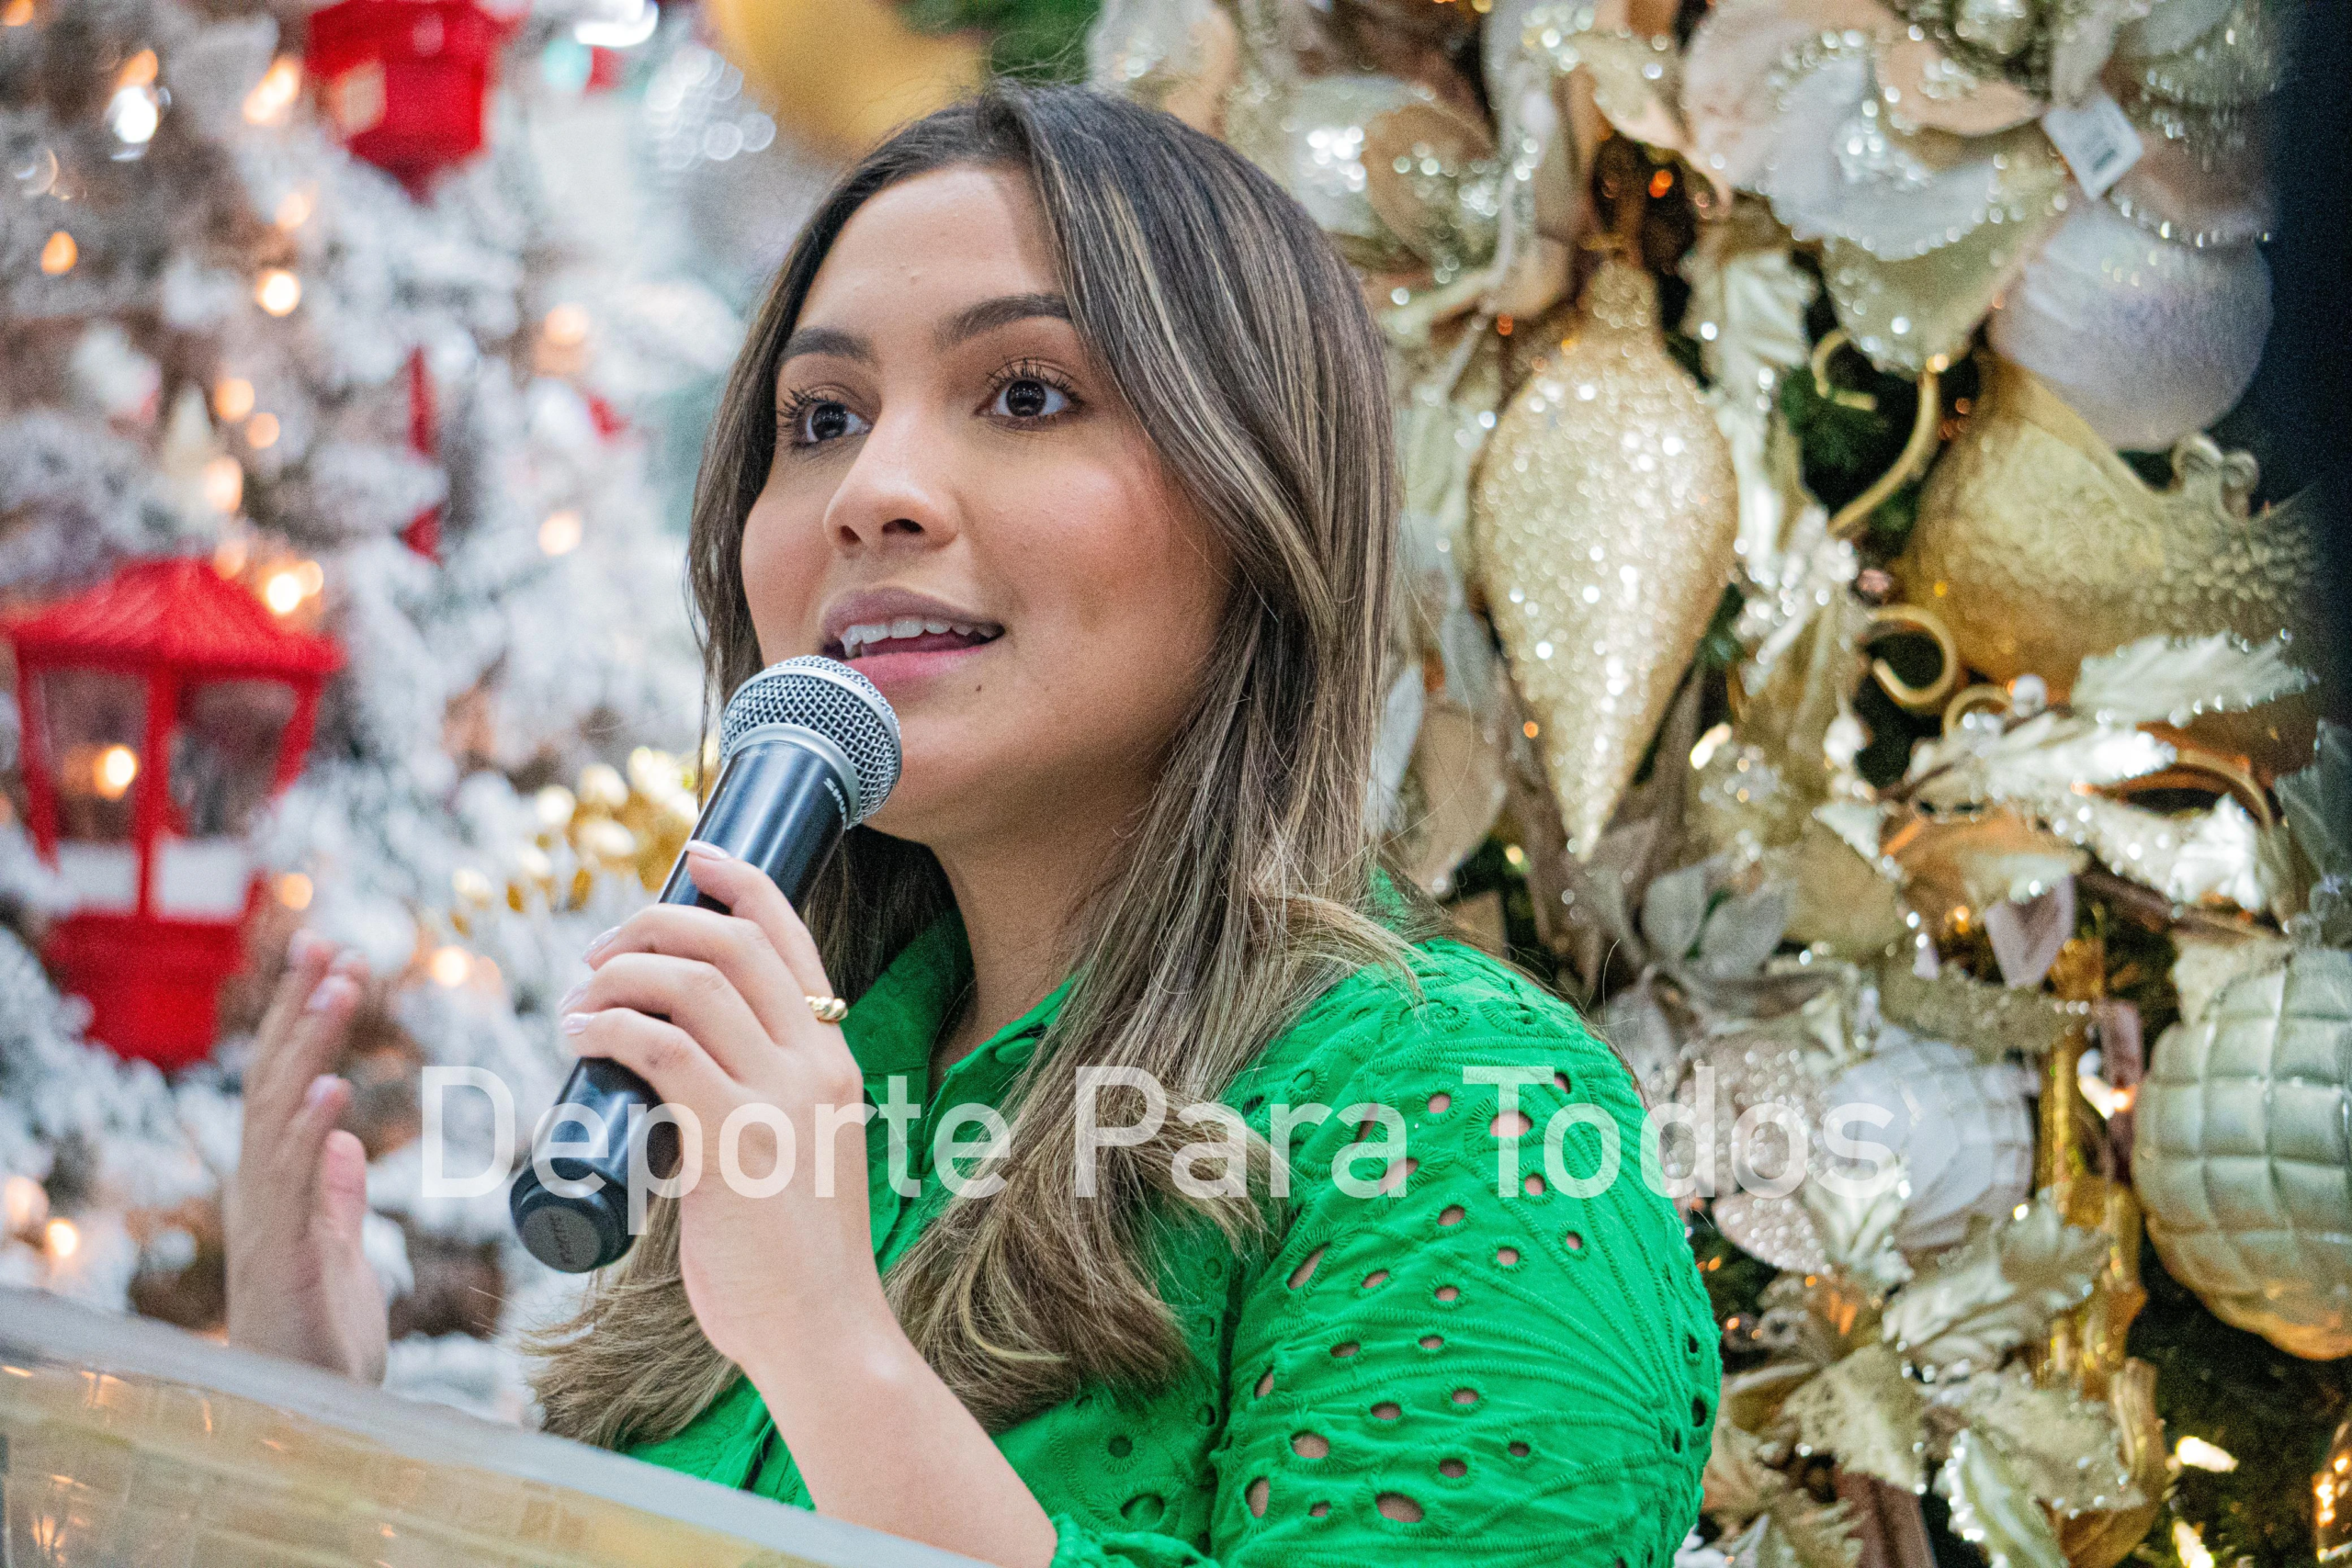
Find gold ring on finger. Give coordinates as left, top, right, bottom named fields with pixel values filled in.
left=807, top=994, right=848, bottom=1024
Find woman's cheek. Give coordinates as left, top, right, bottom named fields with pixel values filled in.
left=739, top=494, right=828, bottom=660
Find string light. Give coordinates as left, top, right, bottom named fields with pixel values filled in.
left=275, top=873, right=312, bottom=910
left=263, top=568, right=305, bottom=615
left=243, top=57, right=300, bottom=125
left=2174, top=1437, right=2238, bottom=1473
left=429, top=945, right=474, bottom=987
left=254, top=267, right=300, bottom=316
left=43, top=1217, right=79, bottom=1259
left=2170, top=1520, right=2213, bottom=1568
left=201, top=455, right=243, bottom=514
left=107, top=82, right=161, bottom=144
left=246, top=411, right=280, bottom=448
left=2, top=0, right=35, bottom=27
left=95, top=744, right=140, bottom=800
left=542, top=303, right=591, bottom=346
left=119, top=48, right=157, bottom=86
left=275, top=187, right=314, bottom=230
left=2, top=1175, right=46, bottom=1233
left=213, top=376, right=254, bottom=420
left=40, top=231, right=75, bottom=274
left=538, top=508, right=583, bottom=556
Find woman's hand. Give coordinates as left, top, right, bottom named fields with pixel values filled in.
left=223, top=933, right=389, bottom=1384
left=560, top=840, right=885, bottom=1373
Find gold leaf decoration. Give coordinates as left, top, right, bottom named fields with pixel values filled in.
left=1938, top=1427, right=2070, bottom=1568
left=1958, top=1371, right=2140, bottom=1515
left=1784, top=1344, right=1928, bottom=1492
left=1881, top=1201, right=2106, bottom=1373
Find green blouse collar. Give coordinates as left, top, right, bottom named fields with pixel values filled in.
left=839, top=911, right=1075, bottom=1102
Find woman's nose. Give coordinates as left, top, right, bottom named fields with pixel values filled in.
left=821, top=406, right=959, bottom=553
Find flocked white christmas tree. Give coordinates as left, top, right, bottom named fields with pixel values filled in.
left=0, top=0, right=745, bottom=1418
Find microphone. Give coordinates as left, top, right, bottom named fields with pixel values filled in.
left=509, top=656, right=901, bottom=1273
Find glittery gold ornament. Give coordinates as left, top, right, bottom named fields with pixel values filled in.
left=1898, top=355, right=2321, bottom=773
left=1471, top=255, right=1739, bottom=857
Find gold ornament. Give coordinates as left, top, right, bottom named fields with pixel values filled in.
left=1897, top=355, right=2322, bottom=773
left=705, top=0, right=983, bottom=157
left=1471, top=255, right=1739, bottom=858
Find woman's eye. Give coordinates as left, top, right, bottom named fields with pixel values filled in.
left=992, top=377, right=1069, bottom=421
left=795, top=400, right=868, bottom=444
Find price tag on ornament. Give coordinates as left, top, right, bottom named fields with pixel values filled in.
left=2041, top=92, right=2143, bottom=197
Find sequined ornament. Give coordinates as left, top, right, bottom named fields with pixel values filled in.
left=1684, top=0, right=2283, bottom=446
left=1713, top=1025, right=2036, bottom=1272
left=2132, top=944, right=2352, bottom=1359
left=1897, top=355, right=2320, bottom=773
left=1470, top=256, right=1738, bottom=858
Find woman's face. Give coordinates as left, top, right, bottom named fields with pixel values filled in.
left=740, top=165, right=1228, bottom=852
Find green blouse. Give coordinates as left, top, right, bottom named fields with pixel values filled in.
left=626, top=912, right=1719, bottom=1567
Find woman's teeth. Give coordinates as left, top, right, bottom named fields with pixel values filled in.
left=839, top=618, right=1001, bottom=659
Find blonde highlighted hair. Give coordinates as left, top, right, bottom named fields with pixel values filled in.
left=531, top=83, right=1415, bottom=1445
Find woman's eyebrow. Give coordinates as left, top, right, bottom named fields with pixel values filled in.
left=781, top=325, right=871, bottom=364
left=934, top=291, right=1070, bottom=350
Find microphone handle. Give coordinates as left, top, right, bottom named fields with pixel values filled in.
left=510, top=737, right=851, bottom=1272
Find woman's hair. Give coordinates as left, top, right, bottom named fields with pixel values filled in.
left=532, top=83, right=1410, bottom=1444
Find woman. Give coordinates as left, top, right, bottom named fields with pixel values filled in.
left=227, top=85, right=1717, bottom=1568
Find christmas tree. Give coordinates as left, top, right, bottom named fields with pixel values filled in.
left=0, top=0, right=735, bottom=1417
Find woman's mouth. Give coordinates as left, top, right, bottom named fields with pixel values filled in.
left=829, top=617, right=1003, bottom=662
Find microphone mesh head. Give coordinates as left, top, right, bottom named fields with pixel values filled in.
left=718, top=656, right=900, bottom=824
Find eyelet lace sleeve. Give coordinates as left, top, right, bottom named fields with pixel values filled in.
left=1047, top=945, right=1718, bottom=1568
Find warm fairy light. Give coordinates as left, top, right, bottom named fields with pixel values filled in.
left=1648, top=167, right=1674, bottom=197
left=213, top=535, right=249, bottom=577
left=2078, top=1074, right=2135, bottom=1120
left=119, top=48, right=158, bottom=87
left=542, top=302, right=591, bottom=346
left=214, top=376, right=255, bottom=420
left=243, top=56, right=301, bottom=125
left=276, top=873, right=312, bottom=910
left=428, top=944, right=473, bottom=987
left=95, top=744, right=140, bottom=800
left=107, top=83, right=161, bottom=144
left=2, top=1175, right=46, bottom=1234
left=2171, top=1520, right=2213, bottom=1568
left=1521, top=719, right=1540, bottom=739
left=2, top=0, right=35, bottom=27
left=40, top=230, right=75, bottom=274
left=2174, top=1437, right=2238, bottom=1473
left=201, top=454, right=243, bottom=514
left=1690, top=721, right=1732, bottom=771
left=534, top=784, right=577, bottom=829
left=538, top=508, right=583, bottom=556
left=263, top=569, right=305, bottom=615
left=255, top=267, right=300, bottom=316
left=246, top=411, right=280, bottom=448
left=451, top=866, right=496, bottom=905
left=294, top=559, right=323, bottom=595
left=275, top=187, right=313, bottom=229
left=44, top=1217, right=79, bottom=1258
left=1503, top=844, right=1526, bottom=869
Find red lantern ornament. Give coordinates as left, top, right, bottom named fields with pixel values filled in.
left=307, top=0, right=514, bottom=196
left=4, top=558, right=342, bottom=1069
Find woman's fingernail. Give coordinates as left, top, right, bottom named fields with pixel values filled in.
left=560, top=1012, right=594, bottom=1036
left=304, top=1074, right=340, bottom=1109
left=583, top=926, right=620, bottom=958
left=557, top=983, right=586, bottom=1013
left=684, top=839, right=732, bottom=861
left=303, top=975, right=356, bottom=1013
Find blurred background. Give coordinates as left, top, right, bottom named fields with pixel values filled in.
left=0, top=3, right=2343, bottom=1566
